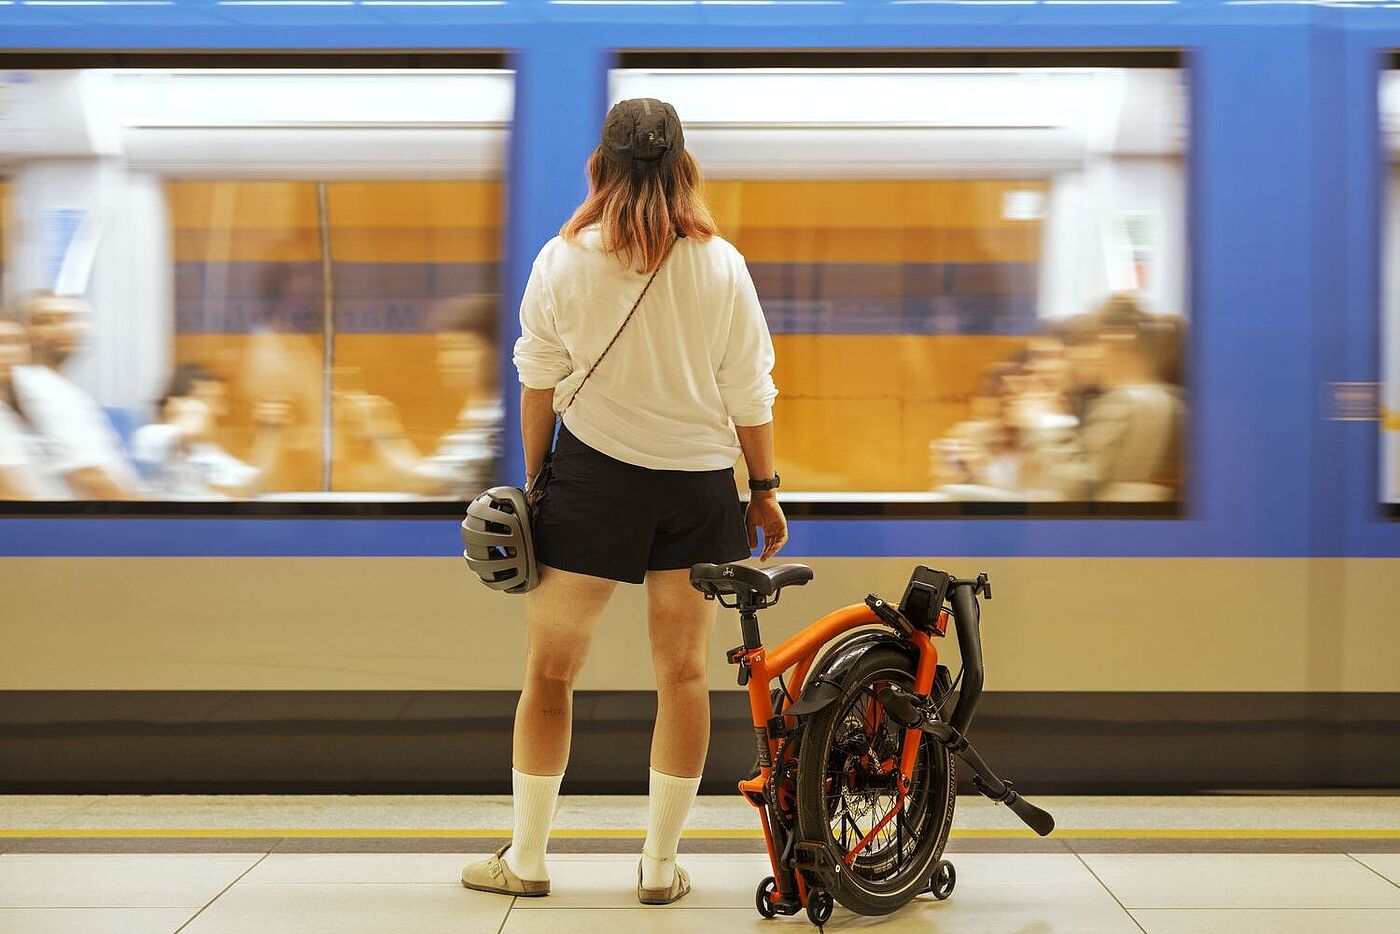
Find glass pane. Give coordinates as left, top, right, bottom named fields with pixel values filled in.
left=326, top=180, right=503, bottom=497
left=0, top=66, right=509, bottom=505
left=614, top=64, right=1190, bottom=510
left=712, top=179, right=1046, bottom=493
left=1385, top=149, right=1400, bottom=510
left=169, top=180, right=328, bottom=495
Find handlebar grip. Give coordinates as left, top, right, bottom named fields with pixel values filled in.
left=1006, top=792, right=1055, bottom=837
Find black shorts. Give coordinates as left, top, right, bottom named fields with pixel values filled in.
left=533, top=425, right=751, bottom=584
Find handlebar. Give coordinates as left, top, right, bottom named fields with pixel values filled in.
left=954, top=572, right=992, bottom=601
left=900, top=569, right=1056, bottom=837
left=946, top=579, right=985, bottom=737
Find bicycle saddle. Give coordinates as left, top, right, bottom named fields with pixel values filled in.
left=690, top=562, right=814, bottom=600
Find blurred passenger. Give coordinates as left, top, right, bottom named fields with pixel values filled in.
left=932, top=364, right=1022, bottom=491
left=236, top=262, right=325, bottom=491
left=1054, top=313, right=1106, bottom=424
left=1024, top=293, right=1185, bottom=501
left=341, top=295, right=503, bottom=497
left=999, top=337, right=1083, bottom=499
left=1005, top=336, right=1080, bottom=440
left=12, top=292, right=139, bottom=500
left=1021, top=334, right=1072, bottom=401
left=0, top=316, right=64, bottom=500
left=130, top=365, right=290, bottom=499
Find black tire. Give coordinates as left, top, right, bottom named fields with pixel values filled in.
left=806, top=889, right=834, bottom=925
left=795, top=647, right=956, bottom=916
left=755, top=876, right=779, bottom=918
left=930, top=859, right=956, bottom=900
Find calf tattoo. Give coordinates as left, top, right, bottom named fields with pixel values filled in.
left=541, top=705, right=568, bottom=716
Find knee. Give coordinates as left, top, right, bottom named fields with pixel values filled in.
left=655, top=655, right=709, bottom=691
left=526, top=647, right=585, bottom=689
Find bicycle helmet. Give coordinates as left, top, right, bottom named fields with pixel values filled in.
left=462, top=486, right=539, bottom=594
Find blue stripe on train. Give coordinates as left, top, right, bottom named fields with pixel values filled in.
left=752, top=261, right=1038, bottom=334
left=174, top=262, right=499, bottom=335
left=174, top=261, right=1038, bottom=336
left=751, top=260, right=1038, bottom=299
left=761, top=296, right=1037, bottom=335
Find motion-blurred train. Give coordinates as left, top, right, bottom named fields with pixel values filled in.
left=0, top=2, right=1396, bottom=795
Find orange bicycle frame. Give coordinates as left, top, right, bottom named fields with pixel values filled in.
left=732, top=603, right=943, bottom=897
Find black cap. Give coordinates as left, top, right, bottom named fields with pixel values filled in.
left=600, top=98, right=685, bottom=172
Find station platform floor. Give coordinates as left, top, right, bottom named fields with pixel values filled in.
left=1, top=795, right=1397, bottom=933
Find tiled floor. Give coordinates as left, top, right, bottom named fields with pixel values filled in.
left=0, top=796, right=1396, bottom=933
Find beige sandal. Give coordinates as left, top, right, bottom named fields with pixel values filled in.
left=637, top=855, right=691, bottom=905
left=461, top=843, right=550, bottom=897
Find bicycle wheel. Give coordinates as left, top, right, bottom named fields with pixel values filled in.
left=795, top=646, right=956, bottom=916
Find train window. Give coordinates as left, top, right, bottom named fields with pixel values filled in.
left=0, top=65, right=509, bottom=507
left=612, top=57, right=1190, bottom=514
left=1384, top=68, right=1400, bottom=514
left=167, top=179, right=504, bottom=501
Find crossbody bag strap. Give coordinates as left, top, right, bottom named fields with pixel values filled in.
left=559, top=233, right=680, bottom=415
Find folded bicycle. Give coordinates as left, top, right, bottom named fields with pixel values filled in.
left=689, top=562, right=1054, bottom=925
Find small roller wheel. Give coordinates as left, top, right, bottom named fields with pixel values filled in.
left=929, top=859, right=956, bottom=900
left=805, top=888, right=834, bottom=925
left=755, top=876, right=779, bottom=919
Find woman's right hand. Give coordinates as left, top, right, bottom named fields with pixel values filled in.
left=746, top=492, right=788, bottom=562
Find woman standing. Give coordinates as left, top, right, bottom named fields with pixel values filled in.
left=462, top=98, right=787, bottom=904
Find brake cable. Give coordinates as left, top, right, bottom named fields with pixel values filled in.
left=778, top=671, right=794, bottom=707
left=931, top=667, right=964, bottom=720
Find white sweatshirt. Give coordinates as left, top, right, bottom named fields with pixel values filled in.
left=513, top=227, right=778, bottom=471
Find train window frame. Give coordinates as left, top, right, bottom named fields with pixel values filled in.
left=0, top=51, right=511, bottom=519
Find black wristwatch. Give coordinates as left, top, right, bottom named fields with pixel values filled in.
left=748, top=473, right=781, bottom=492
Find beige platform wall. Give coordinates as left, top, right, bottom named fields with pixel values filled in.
left=0, top=557, right=1397, bottom=692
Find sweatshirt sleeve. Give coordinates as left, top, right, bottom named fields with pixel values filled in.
left=512, top=258, right=574, bottom=391
left=716, top=256, right=778, bottom=427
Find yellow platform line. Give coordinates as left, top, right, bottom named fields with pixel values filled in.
left=2, top=828, right=1399, bottom=840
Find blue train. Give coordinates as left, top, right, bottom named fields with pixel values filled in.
left=0, top=1, right=1396, bottom=794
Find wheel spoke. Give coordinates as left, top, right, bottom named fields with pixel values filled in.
left=841, top=811, right=862, bottom=852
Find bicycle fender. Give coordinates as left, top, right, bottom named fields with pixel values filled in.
left=783, top=679, right=843, bottom=717
left=785, top=631, right=920, bottom=718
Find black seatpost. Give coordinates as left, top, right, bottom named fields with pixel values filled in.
left=739, top=605, right=762, bottom=650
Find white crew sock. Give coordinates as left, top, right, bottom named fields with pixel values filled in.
left=503, top=767, right=563, bottom=882
left=640, top=767, right=703, bottom=889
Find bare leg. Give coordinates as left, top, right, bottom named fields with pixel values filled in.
left=513, top=565, right=617, bottom=775
left=487, top=565, right=617, bottom=884
left=645, top=568, right=718, bottom=776
left=639, top=568, right=716, bottom=891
